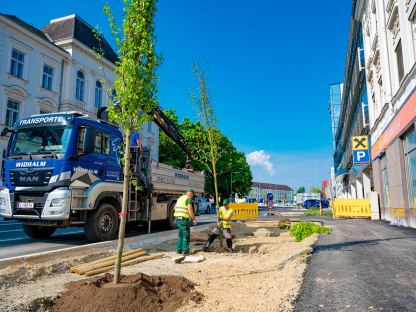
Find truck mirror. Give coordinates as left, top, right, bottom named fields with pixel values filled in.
left=0, top=127, right=12, bottom=137
left=82, top=128, right=95, bottom=154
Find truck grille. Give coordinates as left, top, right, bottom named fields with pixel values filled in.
left=11, top=193, right=47, bottom=217
left=10, top=169, right=52, bottom=186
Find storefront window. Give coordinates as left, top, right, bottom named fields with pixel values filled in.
left=404, top=130, right=416, bottom=208
left=381, top=167, right=390, bottom=208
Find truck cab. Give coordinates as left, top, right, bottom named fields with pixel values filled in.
left=0, top=111, right=205, bottom=242
left=0, top=112, right=124, bottom=240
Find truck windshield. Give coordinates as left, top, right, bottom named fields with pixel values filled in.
left=9, top=126, right=72, bottom=156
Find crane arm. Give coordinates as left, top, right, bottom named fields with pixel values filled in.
left=150, top=106, right=193, bottom=168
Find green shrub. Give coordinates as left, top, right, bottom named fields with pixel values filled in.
left=304, top=208, right=333, bottom=217
left=289, top=221, right=332, bottom=242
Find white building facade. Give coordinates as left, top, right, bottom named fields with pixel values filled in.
left=247, top=182, right=294, bottom=203
left=359, top=0, right=416, bottom=227
left=0, top=13, right=159, bottom=177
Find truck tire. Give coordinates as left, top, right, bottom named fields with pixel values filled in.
left=84, top=203, right=119, bottom=242
left=22, top=224, right=56, bottom=239
left=168, top=201, right=177, bottom=229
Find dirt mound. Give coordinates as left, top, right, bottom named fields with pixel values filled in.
left=50, top=273, right=202, bottom=312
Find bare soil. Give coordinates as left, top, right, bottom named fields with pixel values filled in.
left=0, top=221, right=317, bottom=312
left=50, top=273, right=202, bottom=312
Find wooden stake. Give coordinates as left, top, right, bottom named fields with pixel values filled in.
left=84, top=253, right=165, bottom=277
left=69, top=248, right=145, bottom=273
left=77, top=251, right=147, bottom=275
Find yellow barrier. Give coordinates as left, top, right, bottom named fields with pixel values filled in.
left=229, top=203, right=258, bottom=220
left=332, top=199, right=371, bottom=219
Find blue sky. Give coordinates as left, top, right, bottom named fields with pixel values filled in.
left=1, top=0, right=352, bottom=189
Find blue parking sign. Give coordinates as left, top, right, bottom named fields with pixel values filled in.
left=353, top=150, right=370, bottom=165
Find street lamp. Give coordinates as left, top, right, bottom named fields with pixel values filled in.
left=230, top=172, right=240, bottom=201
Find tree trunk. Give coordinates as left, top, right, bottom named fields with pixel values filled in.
left=211, top=159, right=223, bottom=247
left=114, top=129, right=131, bottom=284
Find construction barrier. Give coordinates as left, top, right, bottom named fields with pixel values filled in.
left=230, top=203, right=258, bottom=220
left=332, top=199, right=371, bottom=219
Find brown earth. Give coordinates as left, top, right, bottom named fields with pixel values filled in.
left=50, top=273, right=202, bottom=312
left=0, top=221, right=318, bottom=312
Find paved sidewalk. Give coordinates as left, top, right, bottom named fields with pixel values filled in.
left=295, top=219, right=416, bottom=312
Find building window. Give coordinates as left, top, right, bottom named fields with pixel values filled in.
left=396, top=40, right=404, bottom=83
left=95, top=81, right=102, bottom=108
left=404, top=130, right=416, bottom=208
left=76, top=71, right=85, bottom=102
left=42, top=64, right=54, bottom=91
left=5, top=98, right=20, bottom=127
left=10, top=49, right=25, bottom=79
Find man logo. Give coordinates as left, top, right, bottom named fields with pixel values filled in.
left=19, top=176, right=40, bottom=183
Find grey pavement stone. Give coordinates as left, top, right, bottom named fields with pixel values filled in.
left=295, top=219, right=416, bottom=312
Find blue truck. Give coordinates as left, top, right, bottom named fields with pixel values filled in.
left=0, top=110, right=204, bottom=241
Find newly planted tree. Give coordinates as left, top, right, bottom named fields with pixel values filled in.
left=104, top=0, right=160, bottom=284
left=191, top=63, right=222, bottom=208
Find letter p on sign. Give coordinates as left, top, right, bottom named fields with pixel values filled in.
left=353, top=150, right=370, bottom=165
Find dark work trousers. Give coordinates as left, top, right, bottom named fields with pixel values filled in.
left=176, top=218, right=191, bottom=254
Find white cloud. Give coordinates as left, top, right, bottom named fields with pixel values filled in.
left=246, top=150, right=275, bottom=176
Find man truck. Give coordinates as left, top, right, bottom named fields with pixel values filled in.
left=0, top=108, right=204, bottom=242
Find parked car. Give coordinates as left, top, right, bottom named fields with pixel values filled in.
left=258, top=202, right=266, bottom=208
left=303, top=199, right=330, bottom=209
left=196, top=196, right=214, bottom=214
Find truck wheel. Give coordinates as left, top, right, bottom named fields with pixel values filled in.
left=84, top=203, right=119, bottom=242
left=168, top=201, right=177, bottom=229
left=23, top=224, right=56, bottom=239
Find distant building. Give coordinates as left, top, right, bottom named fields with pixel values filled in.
left=0, top=13, right=159, bottom=177
left=328, top=83, right=343, bottom=151
left=247, top=182, right=294, bottom=202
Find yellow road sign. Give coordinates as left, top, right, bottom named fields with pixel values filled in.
left=352, top=136, right=369, bottom=150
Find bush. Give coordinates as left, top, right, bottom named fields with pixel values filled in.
left=289, top=221, right=332, bottom=242
left=304, top=208, right=333, bottom=217
left=278, top=219, right=291, bottom=229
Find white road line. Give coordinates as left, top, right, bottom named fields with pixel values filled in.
left=0, top=231, right=84, bottom=243
left=0, top=229, right=23, bottom=233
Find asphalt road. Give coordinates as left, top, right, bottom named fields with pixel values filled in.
left=295, top=219, right=416, bottom=312
left=0, top=213, right=216, bottom=260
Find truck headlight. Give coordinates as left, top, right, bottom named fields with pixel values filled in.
left=51, top=198, right=66, bottom=208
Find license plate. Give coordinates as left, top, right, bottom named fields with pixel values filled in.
left=17, top=202, right=34, bottom=209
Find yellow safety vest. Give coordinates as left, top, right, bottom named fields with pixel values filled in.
left=218, top=206, right=234, bottom=229
left=174, top=195, right=191, bottom=218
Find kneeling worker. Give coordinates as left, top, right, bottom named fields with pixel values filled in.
left=174, top=189, right=197, bottom=255
left=203, top=199, right=234, bottom=252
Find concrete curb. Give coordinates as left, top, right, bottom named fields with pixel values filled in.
left=0, top=224, right=211, bottom=270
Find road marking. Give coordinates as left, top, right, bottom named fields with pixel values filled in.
left=0, top=229, right=23, bottom=233
left=0, top=231, right=84, bottom=243
left=0, top=237, right=28, bottom=242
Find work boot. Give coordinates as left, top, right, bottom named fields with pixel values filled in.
left=226, top=239, right=233, bottom=251
left=203, top=234, right=218, bottom=252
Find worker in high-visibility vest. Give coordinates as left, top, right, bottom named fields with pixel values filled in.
left=203, top=199, right=235, bottom=252
left=174, top=189, right=197, bottom=255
